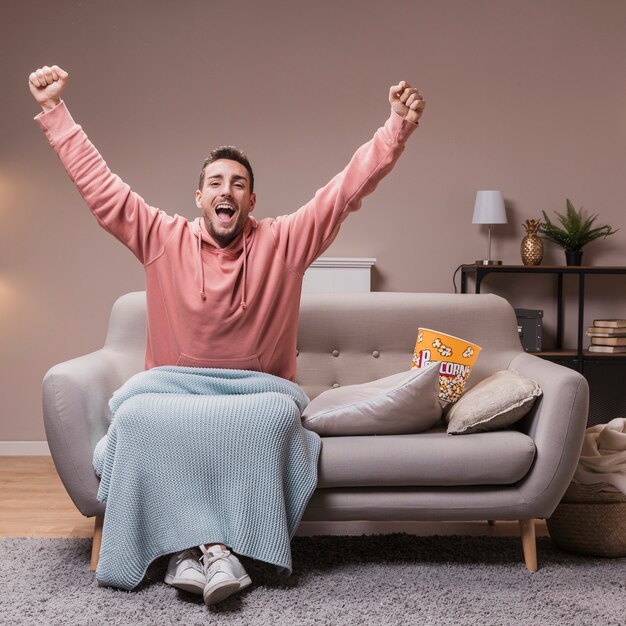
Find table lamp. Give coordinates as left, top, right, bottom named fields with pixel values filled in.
left=472, top=190, right=507, bottom=265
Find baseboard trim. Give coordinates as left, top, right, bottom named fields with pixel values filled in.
left=0, top=441, right=50, bottom=455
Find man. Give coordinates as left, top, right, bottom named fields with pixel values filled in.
left=30, top=65, right=425, bottom=605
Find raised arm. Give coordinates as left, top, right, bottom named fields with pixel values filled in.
left=29, top=65, right=177, bottom=264
left=272, top=80, right=425, bottom=273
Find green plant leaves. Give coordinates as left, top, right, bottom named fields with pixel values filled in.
left=539, top=199, right=618, bottom=251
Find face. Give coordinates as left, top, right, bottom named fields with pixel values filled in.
left=196, top=159, right=256, bottom=248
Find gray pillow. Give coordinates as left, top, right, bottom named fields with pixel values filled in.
left=301, top=363, right=442, bottom=436
left=446, top=370, right=542, bottom=435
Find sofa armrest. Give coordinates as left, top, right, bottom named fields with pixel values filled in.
left=42, top=347, right=140, bottom=517
left=508, top=352, right=589, bottom=517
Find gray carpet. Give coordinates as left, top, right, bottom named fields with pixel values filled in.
left=1, top=534, right=624, bottom=625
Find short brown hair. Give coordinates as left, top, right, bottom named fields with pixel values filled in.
left=198, top=146, right=254, bottom=192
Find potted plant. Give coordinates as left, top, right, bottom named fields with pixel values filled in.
left=540, top=199, right=618, bottom=266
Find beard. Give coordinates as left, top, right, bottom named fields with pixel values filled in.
left=204, top=213, right=247, bottom=248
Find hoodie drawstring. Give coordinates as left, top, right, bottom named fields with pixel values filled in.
left=240, top=233, right=248, bottom=310
left=197, top=230, right=206, bottom=300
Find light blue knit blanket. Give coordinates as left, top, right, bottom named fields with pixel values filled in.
left=92, top=366, right=321, bottom=591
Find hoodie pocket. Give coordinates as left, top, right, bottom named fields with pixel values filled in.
left=175, top=352, right=263, bottom=372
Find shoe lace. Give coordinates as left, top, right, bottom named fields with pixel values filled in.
left=177, top=548, right=203, bottom=573
left=200, top=549, right=232, bottom=575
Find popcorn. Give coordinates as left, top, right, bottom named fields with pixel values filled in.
left=439, top=373, right=467, bottom=402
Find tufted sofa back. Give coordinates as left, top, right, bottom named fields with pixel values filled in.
left=295, top=292, right=522, bottom=399
left=104, top=291, right=522, bottom=401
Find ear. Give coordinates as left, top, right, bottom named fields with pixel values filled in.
left=195, top=189, right=202, bottom=208
left=249, top=192, right=256, bottom=213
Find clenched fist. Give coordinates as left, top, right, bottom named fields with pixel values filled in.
left=389, top=81, right=425, bottom=124
left=29, top=65, right=69, bottom=112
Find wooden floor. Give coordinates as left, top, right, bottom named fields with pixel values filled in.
left=0, top=456, right=93, bottom=538
left=0, top=456, right=548, bottom=539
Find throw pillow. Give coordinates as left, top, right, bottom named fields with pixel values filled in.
left=446, top=370, right=542, bottom=435
left=301, top=363, right=442, bottom=436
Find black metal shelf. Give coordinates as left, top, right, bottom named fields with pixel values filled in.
left=460, top=264, right=626, bottom=373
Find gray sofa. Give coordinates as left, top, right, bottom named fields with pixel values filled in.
left=42, top=291, right=589, bottom=573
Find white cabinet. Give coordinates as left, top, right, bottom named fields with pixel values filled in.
left=302, top=257, right=376, bottom=293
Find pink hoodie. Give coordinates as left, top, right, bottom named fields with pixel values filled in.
left=37, top=102, right=417, bottom=381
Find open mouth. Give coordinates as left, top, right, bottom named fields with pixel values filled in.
left=215, top=203, right=236, bottom=224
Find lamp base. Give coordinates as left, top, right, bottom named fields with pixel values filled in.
left=475, top=259, right=503, bottom=266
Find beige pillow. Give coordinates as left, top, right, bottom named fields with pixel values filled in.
left=446, top=370, right=541, bottom=435
left=301, top=363, right=442, bottom=436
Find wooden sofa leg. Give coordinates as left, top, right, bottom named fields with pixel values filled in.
left=519, top=519, right=538, bottom=572
left=91, top=514, right=103, bottom=572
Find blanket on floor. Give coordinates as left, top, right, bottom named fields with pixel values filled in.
left=574, top=417, right=626, bottom=495
left=92, top=366, right=321, bottom=591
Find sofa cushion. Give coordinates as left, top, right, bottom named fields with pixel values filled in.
left=446, top=370, right=542, bottom=435
left=317, top=428, right=536, bottom=487
left=301, top=364, right=441, bottom=436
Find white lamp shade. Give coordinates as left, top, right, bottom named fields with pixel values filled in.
left=472, top=190, right=507, bottom=225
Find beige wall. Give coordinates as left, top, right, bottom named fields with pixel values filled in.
left=1, top=0, right=625, bottom=441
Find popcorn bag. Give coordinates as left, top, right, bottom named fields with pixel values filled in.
left=411, top=328, right=481, bottom=406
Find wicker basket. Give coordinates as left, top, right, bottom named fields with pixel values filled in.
left=547, top=482, right=626, bottom=557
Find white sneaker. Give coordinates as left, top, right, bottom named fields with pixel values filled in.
left=164, top=548, right=206, bottom=595
left=200, top=545, right=252, bottom=605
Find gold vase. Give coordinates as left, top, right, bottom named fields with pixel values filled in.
left=521, top=219, right=543, bottom=266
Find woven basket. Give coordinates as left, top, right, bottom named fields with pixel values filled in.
left=547, top=482, right=626, bottom=557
